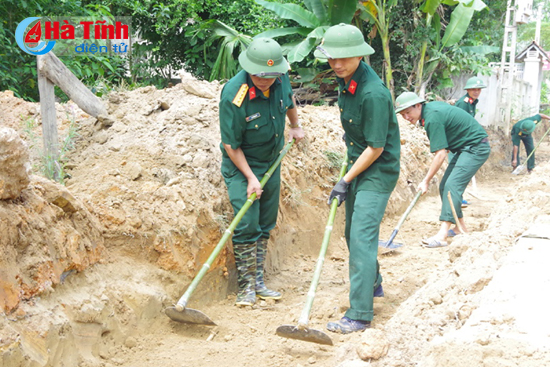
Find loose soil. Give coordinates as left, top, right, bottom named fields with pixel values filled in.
left=1, top=77, right=550, bottom=367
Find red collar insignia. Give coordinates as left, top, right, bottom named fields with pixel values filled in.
left=348, top=80, right=357, bottom=95
left=469, top=98, right=474, bottom=104
left=421, top=119, right=425, bottom=127
left=249, top=86, right=257, bottom=100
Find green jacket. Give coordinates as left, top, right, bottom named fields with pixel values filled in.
left=421, top=101, right=487, bottom=153
left=337, top=61, right=400, bottom=193
left=511, top=114, right=542, bottom=146
left=219, top=70, right=294, bottom=162
left=454, top=93, right=478, bottom=117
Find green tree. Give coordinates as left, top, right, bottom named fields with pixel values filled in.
left=0, top=0, right=128, bottom=101
left=414, top=0, right=488, bottom=96
left=359, top=0, right=398, bottom=99
left=109, top=0, right=284, bottom=84
left=200, top=20, right=252, bottom=81
left=254, top=0, right=358, bottom=63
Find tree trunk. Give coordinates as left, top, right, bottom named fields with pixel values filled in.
left=381, top=32, right=394, bottom=101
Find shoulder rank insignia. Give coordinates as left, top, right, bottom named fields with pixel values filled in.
left=232, top=84, right=249, bottom=107
left=464, top=97, right=469, bottom=103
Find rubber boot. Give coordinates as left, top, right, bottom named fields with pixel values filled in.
left=234, top=242, right=256, bottom=306
left=255, top=238, right=282, bottom=300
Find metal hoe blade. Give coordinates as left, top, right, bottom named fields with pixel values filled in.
left=165, top=306, right=216, bottom=326
left=512, top=164, right=525, bottom=175
left=378, top=240, right=403, bottom=250
left=276, top=325, right=333, bottom=346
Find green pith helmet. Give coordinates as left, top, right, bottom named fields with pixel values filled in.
left=521, top=119, right=536, bottom=134
left=238, top=38, right=289, bottom=78
left=464, top=76, right=487, bottom=90
left=395, top=92, right=426, bottom=113
left=314, top=23, right=374, bottom=59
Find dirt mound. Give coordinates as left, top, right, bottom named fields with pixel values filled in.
left=2, top=72, right=548, bottom=367
left=0, top=174, right=104, bottom=313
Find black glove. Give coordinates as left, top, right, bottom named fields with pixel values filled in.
left=328, top=178, right=350, bottom=206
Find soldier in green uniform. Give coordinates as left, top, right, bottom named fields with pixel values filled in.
left=454, top=76, right=486, bottom=117
left=395, top=92, right=490, bottom=248
left=452, top=76, right=486, bottom=208
left=219, top=38, right=305, bottom=306
left=511, top=113, right=550, bottom=173
left=315, top=24, right=401, bottom=333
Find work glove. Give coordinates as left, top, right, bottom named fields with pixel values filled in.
left=328, top=178, right=350, bottom=206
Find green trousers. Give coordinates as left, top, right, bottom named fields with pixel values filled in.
left=439, top=141, right=490, bottom=223
left=512, top=135, right=535, bottom=170
left=221, top=157, right=281, bottom=244
left=344, top=189, right=390, bottom=322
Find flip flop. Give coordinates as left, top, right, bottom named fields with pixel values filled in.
left=422, top=238, right=449, bottom=248
left=447, top=229, right=457, bottom=237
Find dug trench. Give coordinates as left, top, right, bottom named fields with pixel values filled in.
left=1, top=78, right=550, bottom=366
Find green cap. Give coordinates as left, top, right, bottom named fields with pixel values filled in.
left=239, top=38, right=289, bottom=78
left=521, top=119, right=536, bottom=134
left=314, top=23, right=374, bottom=59
left=464, top=76, right=487, bottom=90
left=395, top=92, right=426, bottom=113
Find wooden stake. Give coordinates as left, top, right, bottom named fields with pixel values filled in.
left=37, top=53, right=107, bottom=117
left=37, top=66, right=60, bottom=181
left=447, top=191, right=466, bottom=234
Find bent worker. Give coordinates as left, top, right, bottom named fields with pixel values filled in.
left=395, top=91, right=490, bottom=248
left=453, top=76, right=486, bottom=208
left=315, top=23, right=401, bottom=333
left=219, top=38, right=305, bottom=306
left=511, top=113, right=550, bottom=174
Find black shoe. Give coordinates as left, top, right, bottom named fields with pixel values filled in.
left=326, top=317, right=370, bottom=334
left=373, top=284, right=384, bottom=297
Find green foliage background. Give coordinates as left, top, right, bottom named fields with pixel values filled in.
left=1, top=0, right=548, bottom=102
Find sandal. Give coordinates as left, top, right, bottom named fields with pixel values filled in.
left=422, top=237, right=449, bottom=248
left=447, top=229, right=457, bottom=237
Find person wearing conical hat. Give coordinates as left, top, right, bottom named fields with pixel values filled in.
left=454, top=76, right=487, bottom=117
left=395, top=91, right=490, bottom=248
left=511, top=113, right=550, bottom=173
left=315, top=23, right=401, bottom=334
left=219, top=38, right=305, bottom=307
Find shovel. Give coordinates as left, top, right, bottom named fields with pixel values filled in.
left=275, top=154, right=348, bottom=346
left=378, top=191, right=422, bottom=250
left=512, top=125, right=550, bottom=175
left=165, top=140, right=295, bottom=325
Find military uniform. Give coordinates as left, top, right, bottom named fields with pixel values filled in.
left=220, top=70, right=294, bottom=243
left=451, top=77, right=485, bottom=172
left=511, top=114, right=541, bottom=171
left=336, top=61, right=400, bottom=322
left=219, top=38, right=301, bottom=306
left=454, top=94, right=478, bottom=117
left=315, top=23, right=400, bottom=333
left=421, top=102, right=490, bottom=222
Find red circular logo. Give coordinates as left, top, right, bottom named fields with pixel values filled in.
left=267, top=59, right=274, bottom=67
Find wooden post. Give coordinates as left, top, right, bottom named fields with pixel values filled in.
left=447, top=191, right=466, bottom=234
left=36, top=52, right=109, bottom=182
left=37, top=56, right=60, bottom=181
left=37, top=52, right=107, bottom=117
